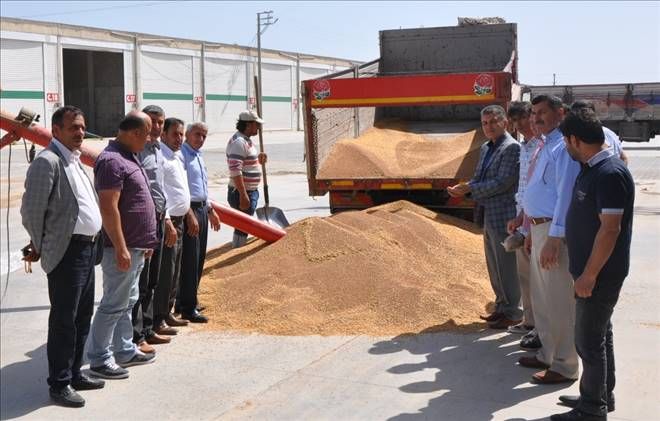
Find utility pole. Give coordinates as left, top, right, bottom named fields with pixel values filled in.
left=553, top=73, right=556, bottom=86
left=257, top=10, right=278, bottom=115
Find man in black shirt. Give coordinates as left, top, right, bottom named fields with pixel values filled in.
left=550, top=109, right=635, bottom=421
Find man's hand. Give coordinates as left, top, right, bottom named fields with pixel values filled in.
left=164, top=218, right=177, bottom=248
left=540, top=236, right=562, bottom=270
left=574, top=274, right=597, bottom=298
left=258, top=152, right=268, bottom=165
left=507, top=213, right=523, bottom=235
left=209, top=208, right=221, bottom=231
left=239, top=193, right=250, bottom=211
left=447, top=183, right=470, bottom=198
left=186, top=210, right=200, bottom=237
left=116, top=247, right=131, bottom=272
left=22, top=241, right=40, bottom=262
left=524, top=234, right=532, bottom=257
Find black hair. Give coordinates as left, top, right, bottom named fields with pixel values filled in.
left=142, top=104, right=164, bottom=116
left=119, top=114, right=147, bottom=131
left=52, top=105, right=84, bottom=128
left=531, top=94, right=563, bottom=111
left=571, top=100, right=596, bottom=112
left=559, top=109, right=605, bottom=145
left=507, top=101, right=532, bottom=119
left=236, top=120, right=249, bottom=132
left=163, top=117, right=184, bottom=132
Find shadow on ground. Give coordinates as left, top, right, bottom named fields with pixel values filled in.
left=370, top=325, right=570, bottom=421
left=0, top=343, right=52, bottom=420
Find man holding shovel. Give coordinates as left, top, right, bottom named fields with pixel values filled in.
left=226, top=110, right=267, bottom=248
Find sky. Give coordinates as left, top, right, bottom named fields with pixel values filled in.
left=1, top=1, right=659, bottom=85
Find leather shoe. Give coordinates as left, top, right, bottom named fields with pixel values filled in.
left=479, top=312, right=503, bottom=322
left=166, top=314, right=189, bottom=327
left=155, top=321, right=178, bottom=336
left=559, top=395, right=615, bottom=412
left=518, top=355, right=550, bottom=369
left=532, top=369, right=576, bottom=384
left=181, top=310, right=208, bottom=323
left=137, top=340, right=156, bottom=354
left=145, top=333, right=171, bottom=345
left=550, top=408, right=606, bottom=421
left=71, top=374, right=105, bottom=390
left=488, top=318, right=522, bottom=330
left=49, top=385, right=85, bottom=408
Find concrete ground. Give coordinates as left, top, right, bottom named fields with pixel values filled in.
left=1, top=133, right=658, bottom=420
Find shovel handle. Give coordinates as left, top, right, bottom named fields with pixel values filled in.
left=254, top=75, right=269, bottom=207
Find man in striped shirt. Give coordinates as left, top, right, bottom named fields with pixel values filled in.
left=226, top=110, right=267, bottom=248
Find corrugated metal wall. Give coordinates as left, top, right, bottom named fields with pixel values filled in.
left=205, top=57, right=249, bottom=133
left=141, top=50, right=195, bottom=124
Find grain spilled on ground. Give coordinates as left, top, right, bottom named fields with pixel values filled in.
left=316, top=123, right=485, bottom=180
left=199, top=201, right=492, bottom=336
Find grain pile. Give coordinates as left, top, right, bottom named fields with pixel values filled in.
left=199, top=201, right=493, bottom=336
left=316, top=122, right=485, bottom=180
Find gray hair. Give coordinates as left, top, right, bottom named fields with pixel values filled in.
left=142, top=104, right=164, bottom=116
left=481, top=104, right=507, bottom=120
left=185, top=121, right=208, bottom=134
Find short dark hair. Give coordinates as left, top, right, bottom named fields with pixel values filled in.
left=507, top=101, right=532, bottom=119
left=236, top=120, right=248, bottom=132
left=52, top=105, right=84, bottom=128
left=142, top=105, right=164, bottom=116
left=119, top=114, right=147, bottom=131
left=163, top=117, right=184, bottom=132
left=571, top=100, right=596, bottom=112
left=559, top=109, right=605, bottom=145
left=531, top=94, right=563, bottom=111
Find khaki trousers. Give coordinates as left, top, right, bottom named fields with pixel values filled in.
left=529, top=222, right=579, bottom=379
left=516, top=247, right=535, bottom=327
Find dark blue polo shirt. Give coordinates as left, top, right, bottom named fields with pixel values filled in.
left=565, top=149, right=634, bottom=285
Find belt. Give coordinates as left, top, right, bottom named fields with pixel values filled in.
left=190, top=201, right=207, bottom=208
left=71, top=233, right=99, bottom=243
left=529, top=217, right=552, bottom=225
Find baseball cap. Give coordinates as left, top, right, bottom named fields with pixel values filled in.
left=238, top=109, right=265, bottom=124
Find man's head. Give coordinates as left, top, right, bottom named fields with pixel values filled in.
left=162, top=117, right=185, bottom=152
left=51, top=106, right=86, bottom=151
left=236, top=109, right=264, bottom=137
left=185, top=122, right=208, bottom=150
left=142, top=104, right=165, bottom=141
left=531, top=94, right=564, bottom=135
left=480, top=105, right=508, bottom=141
left=560, top=108, right=605, bottom=163
left=118, top=111, right=152, bottom=153
left=507, top=101, right=537, bottom=139
left=570, top=100, right=597, bottom=113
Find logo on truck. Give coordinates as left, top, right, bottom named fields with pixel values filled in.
left=474, top=74, right=494, bottom=96
left=312, top=80, right=331, bottom=101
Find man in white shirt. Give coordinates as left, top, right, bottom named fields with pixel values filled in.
left=21, top=106, right=105, bottom=407
left=153, top=117, right=192, bottom=332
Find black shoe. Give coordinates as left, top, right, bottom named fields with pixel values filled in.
left=71, top=374, right=105, bottom=391
left=520, top=334, right=542, bottom=350
left=559, top=395, right=615, bottom=412
left=550, top=408, right=606, bottom=421
left=181, top=310, right=208, bottom=323
left=49, top=385, right=85, bottom=408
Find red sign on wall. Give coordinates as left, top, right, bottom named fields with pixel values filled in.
left=46, top=93, right=60, bottom=103
left=248, top=97, right=256, bottom=105
left=194, top=96, right=203, bottom=104
left=292, top=98, right=299, bottom=109
left=126, top=94, right=136, bottom=103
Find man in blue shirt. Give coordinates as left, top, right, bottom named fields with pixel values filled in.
left=518, top=95, right=580, bottom=385
left=551, top=110, right=634, bottom=421
left=179, top=122, right=220, bottom=323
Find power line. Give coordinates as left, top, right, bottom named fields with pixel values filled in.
left=18, top=1, right=173, bottom=19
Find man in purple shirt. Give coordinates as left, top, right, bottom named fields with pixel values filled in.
left=87, top=112, right=159, bottom=379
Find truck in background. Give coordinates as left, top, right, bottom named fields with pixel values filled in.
left=522, top=83, right=659, bottom=142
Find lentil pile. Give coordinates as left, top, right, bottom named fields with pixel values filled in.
left=199, top=201, right=493, bottom=336
left=316, top=124, right=485, bottom=180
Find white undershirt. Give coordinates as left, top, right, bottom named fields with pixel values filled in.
left=160, top=142, right=191, bottom=217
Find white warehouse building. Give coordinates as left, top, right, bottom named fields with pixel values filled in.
left=0, top=17, right=357, bottom=136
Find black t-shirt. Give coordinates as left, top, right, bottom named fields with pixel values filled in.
left=565, top=153, right=634, bottom=283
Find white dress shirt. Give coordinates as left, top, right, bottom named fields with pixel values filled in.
left=160, top=142, right=191, bottom=217
left=51, top=138, right=102, bottom=236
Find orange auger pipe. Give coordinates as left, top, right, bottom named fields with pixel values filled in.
left=0, top=113, right=287, bottom=243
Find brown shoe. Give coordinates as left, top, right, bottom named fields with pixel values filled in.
left=488, top=318, right=522, bottom=330
left=518, top=356, right=550, bottom=369
left=145, top=333, right=171, bottom=345
left=154, top=321, right=178, bottom=336
left=166, top=314, right=189, bottom=327
left=137, top=341, right=156, bottom=354
left=479, top=312, right=503, bottom=322
left=532, top=369, right=576, bottom=384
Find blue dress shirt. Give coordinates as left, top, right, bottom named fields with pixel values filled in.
left=181, top=142, right=209, bottom=202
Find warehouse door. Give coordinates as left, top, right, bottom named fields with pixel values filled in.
left=63, top=49, right=124, bottom=137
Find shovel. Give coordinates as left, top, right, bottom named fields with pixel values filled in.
left=253, top=76, right=290, bottom=229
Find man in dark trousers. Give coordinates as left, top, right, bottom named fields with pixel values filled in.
left=21, top=106, right=105, bottom=407
left=550, top=109, right=635, bottom=421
